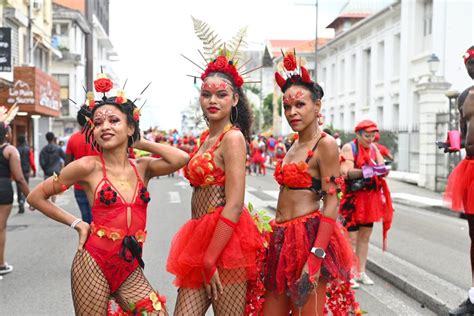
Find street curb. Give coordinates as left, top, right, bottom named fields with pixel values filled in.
left=366, top=245, right=464, bottom=315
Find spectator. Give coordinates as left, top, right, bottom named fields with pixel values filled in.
left=15, top=135, right=33, bottom=214
left=65, top=106, right=99, bottom=224
left=267, top=134, right=276, bottom=165
left=39, top=132, right=66, bottom=203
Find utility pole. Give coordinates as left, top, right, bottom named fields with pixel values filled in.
left=85, top=0, right=94, bottom=91
left=296, top=0, right=319, bottom=82
left=314, top=0, right=318, bottom=82
left=28, top=0, right=34, bottom=66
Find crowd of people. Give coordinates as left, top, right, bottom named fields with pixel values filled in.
left=0, top=23, right=471, bottom=315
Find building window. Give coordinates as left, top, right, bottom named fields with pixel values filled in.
left=340, top=59, right=345, bottom=91
left=339, top=111, right=344, bottom=128
left=377, top=41, right=384, bottom=82
left=377, top=105, right=383, bottom=128
left=393, top=103, right=399, bottom=128
left=423, top=0, right=433, bottom=36
left=331, top=63, right=336, bottom=96
left=33, top=46, right=48, bottom=72
left=322, top=66, right=327, bottom=89
left=350, top=54, right=356, bottom=90
left=363, top=48, right=371, bottom=108
left=53, top=74, right=70, bottom=116
left=393, top=34, right=400, bottom=77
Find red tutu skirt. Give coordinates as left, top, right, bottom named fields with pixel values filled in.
left=444, top=158, right=474, bottom=214
left=265, top=211, right=353, bottom=294
left=166, top=206, right=261, bottom=288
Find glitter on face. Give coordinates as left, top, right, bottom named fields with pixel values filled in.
left=93, top=108, right=122, bottom=127
left=201, top=82, right=229, bottom=94
left=283, top=90, right=305, bottom=105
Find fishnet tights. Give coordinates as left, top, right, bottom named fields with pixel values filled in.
left=191, top=185, right=226, bottom=219
left=174, top=271, right=247, bottom=316
left=71, top=250, right=167, bottom=315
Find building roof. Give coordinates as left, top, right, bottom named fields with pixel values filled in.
left=327, top=0, right=395, bottom=29
left=266, top=39, right=329, bottom=59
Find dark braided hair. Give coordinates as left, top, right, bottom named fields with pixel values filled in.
left=82, top=97, right=141, bottom=152
left=281, top=77, right=324, bottom=101
left=205, top=72, right=253, bottom=142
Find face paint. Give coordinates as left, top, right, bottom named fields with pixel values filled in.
left=283, top=90, right=305, bottom=105
left=93, top=108, right=122, bottom=127
left=201, top=81, right=230, bottom=94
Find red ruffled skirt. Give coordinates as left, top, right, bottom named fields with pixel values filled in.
left=166, top=206, right=261, bottom=288
left=444, top=158, right=474, bottom=214
left=264, top=211, right=353, bottom=294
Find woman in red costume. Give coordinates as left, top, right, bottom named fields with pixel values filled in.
left=264, top=51, right=358, bottom=316
left=166, top=45, right=263, bottom=314
left=27, top=75, right=189, bottom=315
left=339, top=120, right=393, bottom=288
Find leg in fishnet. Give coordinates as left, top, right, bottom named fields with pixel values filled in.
left=174, top=287, right=211, bottom=316
left=211, top=268, right=247, bottom=316
left=71, top=250, right=110, bottom=316
left=114, top=268, right=168, bottom=315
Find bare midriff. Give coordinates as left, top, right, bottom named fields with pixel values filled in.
left=275, top=188, right=321, bottom=223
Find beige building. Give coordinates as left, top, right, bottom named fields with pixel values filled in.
left=0, top=0, right=62, bottom=167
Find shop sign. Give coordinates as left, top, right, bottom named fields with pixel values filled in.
left=7, top=79, right=35, bottom=104
left=39, top=81, right=60, bottom=110
left=0, top=28, right=11, bottom=72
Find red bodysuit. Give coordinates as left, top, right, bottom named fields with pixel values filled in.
left=84, top=155, right=150, bottom=293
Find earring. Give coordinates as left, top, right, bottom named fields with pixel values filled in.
left=318, top=113, right=324, bottom=126
left=231, top=106, right=239, bottom=123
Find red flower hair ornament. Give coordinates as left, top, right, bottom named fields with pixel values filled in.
left=275, top=50, right=313, bottom=91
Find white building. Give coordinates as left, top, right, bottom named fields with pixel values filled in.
left=312, top=0, right=474, bottom=189
left=51, top=2, right=89, bottom=136
left=51, top=0, right=118, bottom=136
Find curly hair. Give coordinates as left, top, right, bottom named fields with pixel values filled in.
left=281, top=77, right=324, bottom=101
left=82, top=97, right=141, bottom=151
left=204, top=72, right=253, bottom=141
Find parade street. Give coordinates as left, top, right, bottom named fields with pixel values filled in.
left=1, top=173, right=456, bottom=315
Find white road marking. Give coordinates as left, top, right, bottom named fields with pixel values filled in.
left=263, top=190, right=280, bottom=199
left=168, top=191, right=181, bottom=204
left=174, top=181, right=189, bottom=189
left=391, top=193, right=444, bottom=207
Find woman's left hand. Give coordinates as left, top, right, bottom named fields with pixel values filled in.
left=301, top=261, right=320, bottom=284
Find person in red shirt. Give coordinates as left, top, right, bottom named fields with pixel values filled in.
left=65, top=105, right=99, bottom=223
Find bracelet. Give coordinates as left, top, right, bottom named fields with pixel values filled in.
left=70, top=218, right=82, bottom=229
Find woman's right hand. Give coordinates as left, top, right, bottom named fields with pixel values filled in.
left=75, top=221, right=91, bottom=251
left=203, top=270, right=223, bottom=301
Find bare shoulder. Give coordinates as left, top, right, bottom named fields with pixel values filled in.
left=222, top=129, right=245, bottom=148
left=318, top=135, right=339, bottom=158
left=341, top=143, right=352, bottom=153
left=3, top=144, right=18, bottom=156
left=73, top=155, right=99, bottom=175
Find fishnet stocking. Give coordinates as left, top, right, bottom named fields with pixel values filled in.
left=174, top=269, right=247, bottom=316
left=71, top=250, right=110, bottom=316
left=71, top=251, right=167, bottom=315
left=114, top=268, right=167, bottom=315
left=174, top=287, right=211, bottom=316
left=191, top=185, right=226, bottom=219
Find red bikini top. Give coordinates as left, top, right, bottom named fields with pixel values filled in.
left=274, top=133, right=326, bottom=192
left=91, top=155, right=150, bottom=234
left=184, top=125, right=239, bottom=187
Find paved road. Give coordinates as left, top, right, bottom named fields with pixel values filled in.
left=0, top=174, right=438, bottom=315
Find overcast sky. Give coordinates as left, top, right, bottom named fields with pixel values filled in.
left=109, top=0, right=347, bottom=131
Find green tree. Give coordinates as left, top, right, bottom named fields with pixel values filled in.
left=262, top=93, right=282, bottom=130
